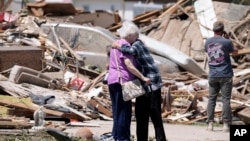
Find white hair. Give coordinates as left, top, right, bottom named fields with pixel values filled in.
left=117, top=20, right=140, bottom=38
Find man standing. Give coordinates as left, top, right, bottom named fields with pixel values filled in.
left=205, top=21, right=238, bottom=132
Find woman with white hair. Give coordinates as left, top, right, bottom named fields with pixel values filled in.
left=107, top=21, right=150, bottom=141
left=112, top=21, right=167, bottom=141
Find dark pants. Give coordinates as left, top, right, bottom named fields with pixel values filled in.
left=207, top=77, right=232, bottom=124
left=135, top=88, right=166, bottom=141
left=109, top=83, right=132, bottom=141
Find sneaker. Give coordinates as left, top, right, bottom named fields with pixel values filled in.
left=207, top=122, right=213, bottom=131
left=222, top=123, right=230, bottom=132
left=93, top=132, right=115, bottom=141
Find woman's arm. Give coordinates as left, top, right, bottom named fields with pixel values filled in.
left=124, top=58, right=151, bottom=84
left=112, top=41, right=137, bottom=55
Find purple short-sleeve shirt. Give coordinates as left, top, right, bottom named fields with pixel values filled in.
left=108, top=39, right=137, bottom=85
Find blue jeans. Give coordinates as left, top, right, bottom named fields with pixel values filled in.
left=109, top=83, right=132, bottom=141
left=207, top=77, right=232, bottom=124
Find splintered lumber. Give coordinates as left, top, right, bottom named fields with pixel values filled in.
left=0, top=1, right=3, bottom=10
left=133, top=10, right=161, bottom=24
left=59, top=36, right=82, bottom=61
left=236, top=47, right=250, bottom=55
left=59, top=104, right=91, bottom=120
left=67, top=64, right=100, bottom=78
left=27, top=1, right=77, bottom=15
left=108, top=9, right=161, bottom=31
left=233, top=74, right=250, bottom=85
left=147, top=14, right=171, bottom=40
left=88, top=71, right=107, bottom=91
left=184, top=115, right=207, bottom=124
left=241, top=79, right=249, bottom=95
left=0, top=97, right=87, bottom=121
left=0, top=129, right=37, bottom=135
left=30, top=7, right=44, bottom=17
left=0, top=81, right=31, bottom=98
left=171, top=90, right=208, bottom=98
left=0, top=121, right=32, bottom=129
left=167, top=112, right=193, bottom=121
left=184, top=94, right=198, bottom=113
left=232, top=93, right=249, bottom=101
left=231, top=99, right=250, bottom=107
left=158, top=0, right=186, bottom=19
left=0, top=99, right=64, bottom=117
left=237, top=108, right=250, bottom=124
left=88, top=97, right=112, bottom=117
left=0, top=0, right=13, bottom=12
left=162, top=87, right=172, bottom=112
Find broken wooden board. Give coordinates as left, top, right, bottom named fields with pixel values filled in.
left=0, top=99, right=64, bottom=117
left=27, top=2, right=77, bottom=16
left=0, top=120, right=32, bottom=129
left=88, top=97, right=112, bottom=117
left=237, top=108, right=250, bottom=124
left=0, top=81, right=30, bottom=97
left=69, top=11, right=119, bottom=28
left=167, top=112, right=193, bottom=121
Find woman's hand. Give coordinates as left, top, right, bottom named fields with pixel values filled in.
left=142, top=77, right=151, bottom=85
left=112, top=41, right=121, bottom=49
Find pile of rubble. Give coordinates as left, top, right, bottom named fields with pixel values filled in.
left=0, top=0, right=250, bottom=139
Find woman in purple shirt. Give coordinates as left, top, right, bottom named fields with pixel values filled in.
left=107, top=21, right=150, bottom=141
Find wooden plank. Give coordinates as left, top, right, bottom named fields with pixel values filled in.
left=88, top=71, right=106, bottom=91
left=0, top=81, right=31, bottom=97
left=237, top=108, right=250, bottom=124
left=148, top=14, right=171, bottom=40
left=60, top=104, right=91, bottom=120
left=158, top=0, right=186, bottom=19
left=133, top=10, right=160, bottom=23
left=27, top=2, right=77, bottom=15
left=241, top=79, right=249, bottom=95
left=88, top=98, right=112, bottom=117
left=167, top=112, right=193, bottom=121
left=0, top=0, right=13, bottom=12
left=59, top=36, right=83, bottom=61
left=160, top=19, right=183, bottom=48
left=235, top=48, right=250, bottom=56
left=0, top=121, right=32, bottom=129
left=231, top=99, right=250, bottom=107
left=108, top=10, right=160, bottom=32
left=178, top=20, right=193, bottom=54
left=0, top=99, right=64, bottom=117
left=30, top=7, right=43, bottom=17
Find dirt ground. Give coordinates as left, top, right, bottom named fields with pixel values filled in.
left=65, top=120, right=230, bottom=141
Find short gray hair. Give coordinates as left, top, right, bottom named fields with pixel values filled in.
left=117, top=20, right=140, bottom=38
left=213, top=21, right=224, bottom=32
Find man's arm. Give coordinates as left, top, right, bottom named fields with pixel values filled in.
left=112, top=41, right=137, bottom=55
left=124, top=58, right=151, bottom=84
left=231, top=48, right=238, bottom=56
left=230, top=42, right=238, bottom=56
